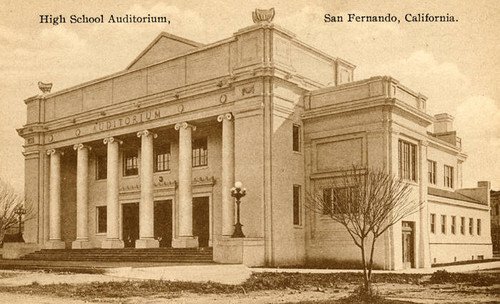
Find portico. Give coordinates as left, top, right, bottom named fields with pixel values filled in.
left=41, top=114, right=235, bottom=250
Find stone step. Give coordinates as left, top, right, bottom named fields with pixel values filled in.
left=20, top=247, right=214, bottom=263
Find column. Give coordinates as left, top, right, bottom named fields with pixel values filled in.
left=418, top=140, right=431, bottom=268
left=218, top=113, right=235, bottom=236
left=136, top=130, right=159, bottom=248
left=101, top=137, right=124, bottom=248
left=172, top=122, right=198, bottom=248
left=72, top=144, right=92, bottom=249
left=45, top=149, right=65, bottom=249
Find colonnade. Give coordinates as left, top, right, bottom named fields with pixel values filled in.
left=45, top=114, right=235, bottom=249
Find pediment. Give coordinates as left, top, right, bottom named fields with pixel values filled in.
left=127, top=32, right=203, bottom=70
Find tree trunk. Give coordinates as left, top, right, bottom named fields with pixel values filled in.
left=360, top=240, right=369, bottom=292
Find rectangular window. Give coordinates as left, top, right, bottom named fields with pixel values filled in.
left=292, top=124, right=301, bottom=152
left=155, top=144, right=171, bottom=172
left=123, top=149, right=138, bottom=176
left=428, top=160, right=436, bottom=184
left=398, top=140, right=417, bottom=182
left=96, top=154, right=107, bottom=180
left=192, top=137, right=208, bottom=167
left=460, top=217, right=465, bottom=234
left=293, top=185, right=301, bottom=225
left=451, top=216, right=456, bottom=234
left=322, top=187, right=352, bottom=215
left=444, top=165, right=454, bottom=188
left=469, top=218, right=474, bottom=235
left=477, top=219, right=481, bottom=235
left=430, top=213, right=436, bottom=233
left=441, top=215, right=446, bottom=234
left=96, top=206, right=107, bottom=233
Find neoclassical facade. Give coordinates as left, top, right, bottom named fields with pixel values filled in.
left=18, top=9, right=492, bottom=269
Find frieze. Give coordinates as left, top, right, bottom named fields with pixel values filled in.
left=93, top=109, right=161, bottom=132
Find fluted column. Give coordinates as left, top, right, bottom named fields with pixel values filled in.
left=72, top=144, right=92, bottom=249
left=45, top=149, right=65, bottom=249
left=136, top=130, right=159, bottom=248
left=218, top=113, right=235, bottom=236
left=172, top=122, right=198, bottom=248
left=101, top=137, right=124, bottom=248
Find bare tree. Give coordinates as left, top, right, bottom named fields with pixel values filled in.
left=0, top=179, right=34, bottom=244
left=307, top=166, right=421, bottom=292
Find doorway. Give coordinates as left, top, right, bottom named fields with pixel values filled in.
left=154, top=200, right=172, bottom=247
left=402, top=221, right=415, bottom=268
left=192, top=196, right=210, bottom=247
left=122, top=203, right=139, bottom=248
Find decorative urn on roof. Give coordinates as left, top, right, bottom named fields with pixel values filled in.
left=38, top=81, right=53, bottom=94
left=252, top=8, right=275, bottom=23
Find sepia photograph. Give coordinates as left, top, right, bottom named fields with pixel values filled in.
left=0, top=0, right=498, bottom=303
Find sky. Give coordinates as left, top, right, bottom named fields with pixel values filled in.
left=0, top=0, right=499, bottom=192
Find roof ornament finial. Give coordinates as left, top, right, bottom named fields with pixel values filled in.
left=252, top=8, right=275, bottom=23
left=38, top=81, right=53, bottom=94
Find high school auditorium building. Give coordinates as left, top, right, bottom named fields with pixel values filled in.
left=17, top=9, right=492, bottom=269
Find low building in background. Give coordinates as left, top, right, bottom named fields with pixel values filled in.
left=17, top=8, right=492, bottom=269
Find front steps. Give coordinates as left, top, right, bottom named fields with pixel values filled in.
left=19, top=247, right=213, bottom=264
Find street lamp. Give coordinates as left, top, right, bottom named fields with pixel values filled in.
left=231, top=181, right=246, bottom=238
left=14, top=205, right=27, bottom=242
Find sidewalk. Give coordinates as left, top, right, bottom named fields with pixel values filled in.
left=252, top=260, right=500, bottom=274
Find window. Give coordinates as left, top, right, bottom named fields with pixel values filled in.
left=292, top=124, right=301, bottom=152
left=428, top=160, right=436, bottom=184
left=469, top=218, right=474, bottom=235
left=451, top=216, right=456, bottom=234
left=123, top=149, right=138, bottom=176
left=96, top=154, right=107, bottom=180
left=192, top=137, right=208, bottom=167
left=430, top=213, right=436, bottom=233
left=293, top=185, right=301, bottom=225
left=322, top=187, right=353, bottom=215
left=441, top=215, right=446, bottom=234
left=398, top=140, right=417, bottom=182
left=96, top=206, right=107, bottom=233
left=155, top=144, right=171, bottom=172
left=460, top=217, right=465, bottom=234
left=477, top=219, right=481, bottom=235
left=444, top=165, right=454, bottom=188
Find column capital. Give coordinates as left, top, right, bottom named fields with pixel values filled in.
left=217, top=113, right=233, bottom=122
left=420, top=140, right=429, bottom=147
left=73, top=143, right=92, bottom=151
left=103, top=137, right=123, bottom=145
left=137, top=129, right=158, bottom=139
left=174, top=122, right=197, bottom=131
left=46, top=149, right=63, bottom=156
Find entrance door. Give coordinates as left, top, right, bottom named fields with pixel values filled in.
left=154, top=200, right=172, bottom=247
left=402, top=221, right=415, bottom=268
left=122, top=203, right=139, bottom=248
left=193, top=197, right=210, bottom=247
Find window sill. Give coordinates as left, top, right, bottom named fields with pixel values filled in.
left=122, top=174, right=139, bottom=180
left=293, top=224, right=303, bottom=229
left=154, top=170, right=172, bottom=175
left=192, top=165, right=208, bottom=171
left=96, top=232, right=106, bottom=236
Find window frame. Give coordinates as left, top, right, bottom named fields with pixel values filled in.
left=293, top=185, right=301, bottom=226
left=460, top=216, right=465, bottom=235
left=292, top=124, right=301, bottom=152
left=154, top=143, right=171, bottom=172
left=123, top=149, right=139, bottom=176
left=444, top=165, right=454, bottom=188
left=430, top=213, right=436, bottom=233
left=441, top=215, right=446, bottom=234
left=398, top=140, right=417, bottom=182
left=451, top=216, right=456, bottom=234
left=96, top=206, right=107, bottom=234
left=469, top=218, right=474, bottom=235
left=96, top=154, right=107, bottom=180
left=192, top=137, right=208, bottom=168
left=427, top=160, right=437, bottom=185
left=477, top=219, right=481, bottom=235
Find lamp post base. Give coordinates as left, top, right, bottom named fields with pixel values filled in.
left=232, top=223, right=245, bottom=238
